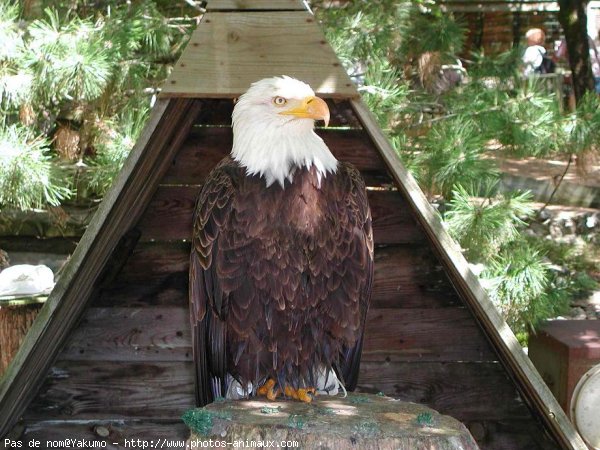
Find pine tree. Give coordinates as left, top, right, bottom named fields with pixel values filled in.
left=0, top=1, right=198, bottom=211
left=314, top=0, right=594, bottom=339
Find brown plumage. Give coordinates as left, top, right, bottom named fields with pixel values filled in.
left=189, top=76, right=373, bottom=406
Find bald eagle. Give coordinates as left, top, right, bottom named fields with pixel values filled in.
left=189, top=76, right=373, bottom=405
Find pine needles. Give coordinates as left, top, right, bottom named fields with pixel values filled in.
left=0, top=1, right=195, bottom=210
left=445, top=183, right=533, bottom=260
left=0, top=124, right=70, bottom=210
left=314, top=1, right=592, bottom=341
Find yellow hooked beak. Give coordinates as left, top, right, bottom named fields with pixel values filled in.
left=278, top=96, right=330, bottom=127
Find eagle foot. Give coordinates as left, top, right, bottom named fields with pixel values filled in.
left=284, top=386, right=316, bottom=403
left=257, top=379, right=280, bottom=401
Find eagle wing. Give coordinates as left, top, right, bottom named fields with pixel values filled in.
left=190, top=159, right=374, bottom=403
left=334, top=162, right=374, bottom=390
left=189, top=157, right=236, bottom=406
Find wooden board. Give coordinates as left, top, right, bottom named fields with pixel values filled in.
left=206, top=0, right=305, bottom=11
left=362, top=308, right=496, bottom=363
left=188, top=98, right=363, bottom=128
left=60, top=307, right=191, bottom=362
left=160, top=12, right=358, bottom=98
left=359, top=362, right=532, bottom=421
left=25, top=361, right=195, bottom=420
left=137, top=186, right=422, bottom=245
left=58, top=305, right=490, bottom=363
left=92, top=243, right=461, bottom=309
left=164, top=127, right=394, bottom=186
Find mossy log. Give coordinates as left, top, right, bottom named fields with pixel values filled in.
left=184, top=392, right=479, bottom=450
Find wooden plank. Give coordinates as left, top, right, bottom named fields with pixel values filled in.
left=25, top=361, right=195, bottom=420
left=94, top=243, right=461, bottom=308
left=206, top=0, right=305, bottom=10
left=359, top=362, right=531, bottom=421
left=362, top=308, right=496, bottom=363
left=59, top=302, right=476, bottom=363
left=372, top=245, right=462, bottom=309
left=467, top=419, right=561, bottom=450
left=0, top=99, right=202, bottom=437
left=160, top=12, right=357, bottom=98
left=164, top=127, right=392, bottom=186
left=20, top=419, right=188, bottom=449
left=187, top=99, right=363, bottom=128
left=60, top=307, right=191, bottom=362
left=350, top=98, right=588, bottom=449
left=137, top=187, right=421, bottom=244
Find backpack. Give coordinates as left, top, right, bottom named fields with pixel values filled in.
left=535, top=50, right=556, bottom=74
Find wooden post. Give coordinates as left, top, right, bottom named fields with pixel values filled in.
left=184, top=393, right=479, bottom=450
left=0, top=298, right=45, bottom=375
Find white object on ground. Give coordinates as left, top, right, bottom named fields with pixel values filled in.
left=0, top=264, right=55, bottom=297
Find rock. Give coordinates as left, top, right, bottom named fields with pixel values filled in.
left=569, top=307, right=587, bottom=320
left=184, top=393, right=480, bottom=450
left=588, top=291, right=600, bottom=306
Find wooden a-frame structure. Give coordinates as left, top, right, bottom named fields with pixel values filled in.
left=0, top=2, right=587, bottom=449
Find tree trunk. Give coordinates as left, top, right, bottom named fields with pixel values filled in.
left=557, top=0, right=595, bottom=103
left=0, top=303, right=43, bottom=375
left=184, top=393, right=480, bottom=450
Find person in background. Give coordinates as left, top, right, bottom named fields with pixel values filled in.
left=522, top=28, right=549, bottom=76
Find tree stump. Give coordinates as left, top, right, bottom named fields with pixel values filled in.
left=0, top=298, right=45, bottom=375
left=184, top=393, right=479, bottom=450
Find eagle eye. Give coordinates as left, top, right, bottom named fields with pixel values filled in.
left=273, top=96, right=287, bottom=106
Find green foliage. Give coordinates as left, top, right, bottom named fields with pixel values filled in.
left=316, top=2, right=593, bottom=341
left=445, top=183, right=533, bottom=260
left=397, top=4, right=466, bottom=60
left=0, top=124, right=70, bottom=210
left=25, top=10, right=111, bottom=103
left=0, top=1, right=196, bottom=210
left=317, top=0, right=410, bottom=70
left=528, top=236, right=599, bottom=300
left=482, top=241, right=569, bottom=335
left=87, top=105, right=149, bottom=195
left=565, top=91, right=600, bottom=155
left=491, top=85, right=565, bottom=156
left=413, top=118, right=497, bottom=198
left=0, top=2, right=23, bottom=60
left=467, top=48, right=523, bottom=83
left=359, top=57, right=409, bottom=125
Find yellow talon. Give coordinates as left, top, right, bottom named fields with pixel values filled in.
left=257, top=379, right=280, bottom=401
left=284, top=386, right=316, bottom=403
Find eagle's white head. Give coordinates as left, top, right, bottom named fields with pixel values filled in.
left=231, top=76, right=338, bottom=188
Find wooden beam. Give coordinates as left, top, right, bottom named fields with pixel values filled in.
left=0, top=98, right=202, bottom=437
left=160, top=11, right=357, bottom=98
left=349, top=98, right=588, bottom=450
left=205, top=0, right=305, bottom=11
left=137, top=187, right=422, bottom=245
left=92, top=242, right=461, bottom=309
